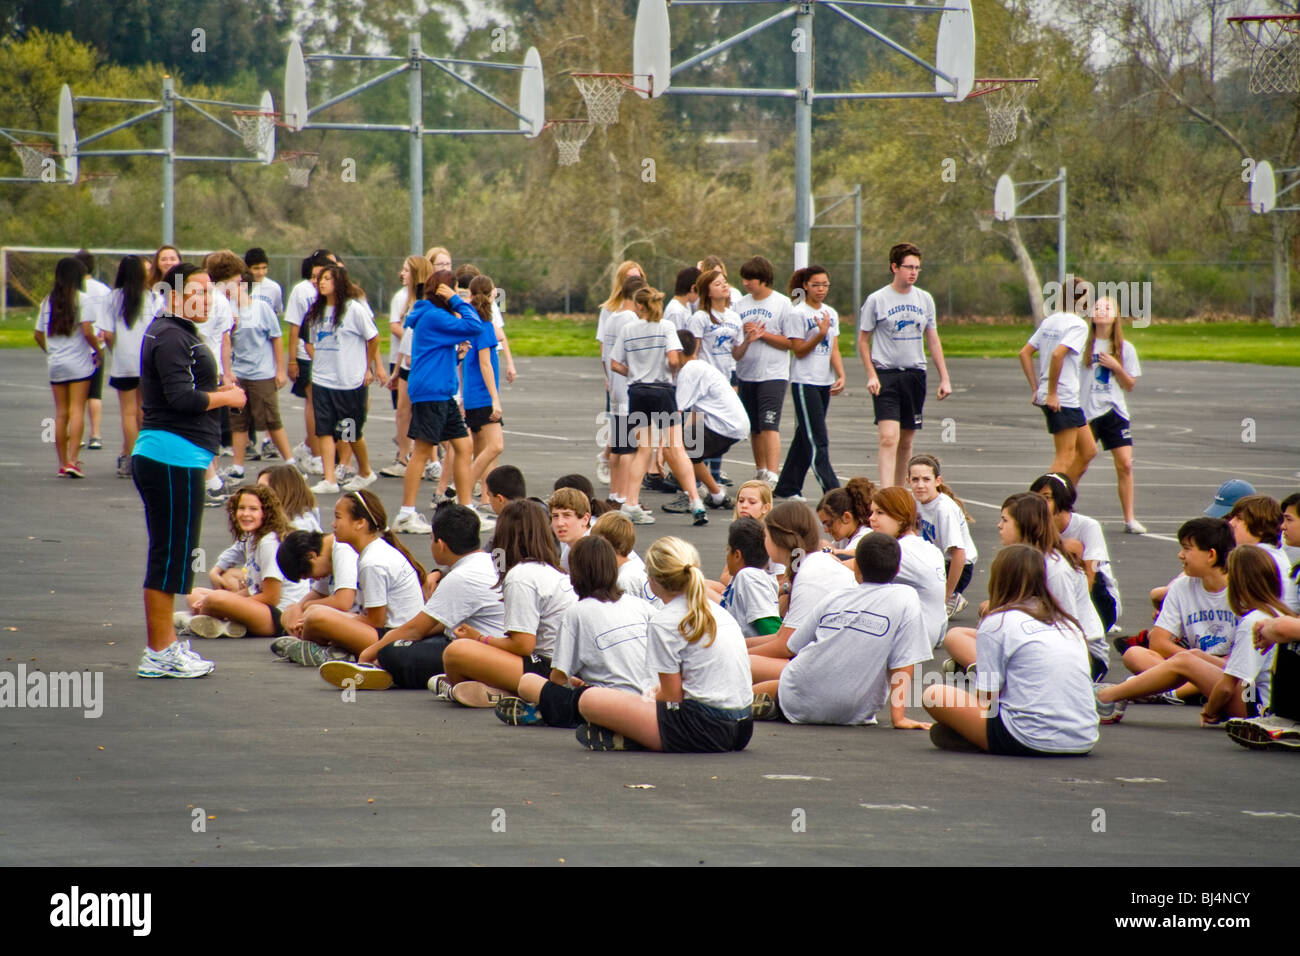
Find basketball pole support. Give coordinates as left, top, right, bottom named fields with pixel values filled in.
left=811, top=184, right=863, bottom=311
left=1003, top=167, right=1067, bottom=289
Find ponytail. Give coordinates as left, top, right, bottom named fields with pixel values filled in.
left=343, top=490, right=428, bottom=580
left=646, top=537, right=718, bottom=646
left=937, top=480, right=975, bottom=524
left=680, top=564, right=717, bottom=646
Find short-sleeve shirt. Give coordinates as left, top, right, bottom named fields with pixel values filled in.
left=1044, top=551, right=1106, bottom=662
left=644, top=596, right=753, bottom=711
left=1063, top=512, right=1122, bottom=618
left=551, top=594, right=656, bottom=695
left=686, top=308, right=743, bottom=379
left=734, top=290, right=794, bottom=383
left=36, top=294, right=97, bottom=382
left=231, top=298, right=282, bottom=381
left=1081, top=337, right=1140, bottom=422
left=284, top=279, right=318, bottom=361
left=784, top=551, right=857, bottom=632
left=858, top=284, right=936, bottom=370
left=787, top=302, right=839, bottom=386
left=251, top=277, right=283, bottom=318
left=1153, top=575, right=1236, bottom=656
left=388, top=288, right=410, bottom=358
left=663, top=298, right=694, bottom=331
left=309, top=301, right=379, bottom=390
left=461, top=319, right=500, bottom=410
left=422, top=551, right=505, bottom=636
left=675, top=360, right=750, bottom=441
left=611, top=318, right=682, bottom=386
left=199, top=293, right=234, bottom=373
left=1226, top=609, right=1277, bottom=713
left=975, top=608, right=1099, bottom=753
left=503, top=561, right=577, bottom=659
left=720, top=566, right=779, bottom=637
left=915, top=494, right=978, bottom=564
left=896, top=534, right=949, bottom=648
left=311, top=541, right=362, bottom=614
left=357, top=538, right=425, bottom=629
left=1028, top=311, right=1089, bottom=408
left=781, top=582, right=932, bottom=725
left=95, top=288, right=157, bottom=379
left=601, top=308, right=639, bottom=414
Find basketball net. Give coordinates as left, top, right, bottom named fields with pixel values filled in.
left=1231, top=18, right=1300, bottom=94
left=233, top=111, right=277, bottom=151
left=573, top=76, right=629, bottom=126
left=281, top=151, right=319, bottom=188
left=86, top=174, right=116, bottom=206
left=551, top=122, right=593, bottom=166
left=974, top=81, right=1036, bottom=148
left=13, top=142, right=54, bottom=178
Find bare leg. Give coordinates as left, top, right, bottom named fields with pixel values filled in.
left=753, top=678, right=780, bottom=696
left=1120, top=644, right=1169, bottom=676
left=756, top=430, right=781, bottom=475
left=623, top=428, right=655, bottom=509
left=145, top=588, right=179, bottom=652
left=301, top=604, right=379, bottom=654
left=269, top=427, right=293, bottom=461
left=232, top=429, right=249, bottom=471
left=395, top=377, right=412, bottom=462
left=349, top=437, right=372, bottom=478
left=1113, top=445, right=1136, bottom=523
left=469, top=422, right=504, bottom=503
left=877, top=420, right=899, bottom=488
left=318, top=435, right=337, bottom=484
left=749, top=655, right=788, bottom=683
left=66, top=380, right=90, bottom=464
left=577, top=687, right=663, bottom=751
left=894, top=427, right=917, bottom=488
left=1099, top=651, right=1231, bottom=707
left=516, top=672, right=548, bottom=704
left=118, top=387, right=140, bottom=457
left=1049, top=429, right=1075, bottom=477
left=1066, top=425, right=1097, bottom=484
left=942, top=627, right=977, bottom=667
left=197, top=590, right=276, bottom=635
left=87, top=396, right=102, bottom=442
left=442, top=640, right=525, bottom=692
left=303, top=387, right=320, bottom=458
left=449, top=435, right=474, bottom=505
left=51, top=383, right=71, bottom=468
left=402, top=440, right=434, bottom=508
left=921, top=683, right=990, bottom=751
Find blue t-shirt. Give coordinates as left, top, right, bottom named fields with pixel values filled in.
left=405, top=295, right=485, bottom=403
left=231, top=299, right=281, bottom=381
left=461, top=320, right=500, bottom=410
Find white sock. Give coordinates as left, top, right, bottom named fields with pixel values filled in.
left=609, top=493, right=626, bottom=504
left=690, top=497, right=703, bottom=510
left=399, top=505, right=416, bottom=517
left=709, top=491, right=726, bottom=504
left=206, top=477, right=224, bottom=492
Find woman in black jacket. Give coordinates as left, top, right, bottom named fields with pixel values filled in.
left=134, top=263, right=247, bottom=678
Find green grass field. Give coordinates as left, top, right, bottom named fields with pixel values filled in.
left=4, top=307, right=1297, bottom=365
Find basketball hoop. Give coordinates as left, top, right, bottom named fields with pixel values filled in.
left=12, top=141, right=55, bottom=178
left=1227, top=201, right=1254, bottom=234
left=232, top=110, right=279, bottom=151
left=1229, top=15, right=1300, bottom=94
left=548, top=120, right=593, bottom=166
left=975, top=209, right=995, bottom=233
left=969, top=78, right=1038, bottom=147
left=571, top=73, right=641, bottom=126
left=277, top=150, right=319, bottom=188
left=83, top=172, right=116, bottom=206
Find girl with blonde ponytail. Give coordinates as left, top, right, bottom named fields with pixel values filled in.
left=575, top=537, right=755, bottom=752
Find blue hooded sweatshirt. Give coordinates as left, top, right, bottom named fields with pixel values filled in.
left=405, top=294, right=484, bottom=402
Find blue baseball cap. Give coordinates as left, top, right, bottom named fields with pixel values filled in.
left=1204, top=479, right=1255, bottom=518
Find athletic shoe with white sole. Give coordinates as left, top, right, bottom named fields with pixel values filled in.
left=341, top=471, right=378, bottom=492
left=260, top=438, right=280, bottom=460
left=379, top=458, right=408, bottom=478
left=204, top=487, right=229, bottom=507
left=423, top=459, right=442, bottom=481
left=428, top=674, right=455, bottom=701
left=449, top=680, right=505, bottom=708
left=1224, top=714, right=1300, bottom=751
left=945, top=593, right=969, bottom=618
left=620, top=504, right=655, bottom=525
left=596, top=456, right=611, bottom=485
left=310, top=479, right=340, bottom=495
left=270, top=636, right=297, bottom=659
left=929, top=722, right=982, bottom=752
left=284, top=639, right=348, bottom=668
left=137, top=640, right=215, bottom=678
left=319, top=660, right=394, bottom=691
left=116, top=455, right=133, bottom=479
left=304, top=456, right=325, bottom=476
left=705, top=493, right=734, bottom=510
left=692, top=507, right=709, bottom=527
left=244, top=441, right=261, bottom=461
left=575, top=723, right=646, bottom=751
left=187, top=615, right=247, bottom=639
left=392, top=511, right=432, bottom=535
left=1124, top=519, right=1148, bottom=535
left=1093, top=685, right=1127, bottom=724
left=661, top=492, right=693, bottom=514
left=752, top=692, right=781, bottom=721
left=495, top=697, right=544, bottom=726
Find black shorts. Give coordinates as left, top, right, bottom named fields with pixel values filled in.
left=109, top=375, right=140, bottom=391
left=521, top=653, right=551, bottom=677
left=737, top=379, right=785, bottom=433
left=1041, top=405, right=1087, bottom=434
left=89, top=362, right=104, bottom=400
left=398, top=366, right=409, bottom=381
left=685, top=422, right=739, bottom=463
left=871, top=367, right=926, bottom=429
left=944, top=558, right=974, bottom=596
left=464, top=405, right=503, bottom=433
left=268, top=605, right=284, bottom=637
left=609, top=414, right=637, bottom=456
left=656, top=699, right=754, bottom=753
left=376, top=636, right=451, bottom=690
left=985, top=709, right=1087, bottom=757
left=538, top=681, right=588, bottom=728
left=627, top=383, right=680, bottom=429
left=132, top=454, right=206, bottom=595
left=312, top=384, right=368, bottom=440
left=388, top=363, right=398, bottom=409
left=1089, top=409, right=1133, bottom=450
left=409, top=399, right=468, bottom=444
left=291, top=357, right=312, bottom=399
left=1089, top=653, right=1108, bottom=683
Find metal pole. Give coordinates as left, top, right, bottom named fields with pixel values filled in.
left=852, top=184, right=862, bottom=314
left=162, top=76, right=175, bottom=247
left=409, top=33, right=423, bottom=256
left=1058, top=167, right=1067, bottom=289
left=1, top=247, right=7, bottom=323
left=793, top=3, right=813, bottom=270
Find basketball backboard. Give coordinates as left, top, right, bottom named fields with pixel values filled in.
left=519, top=47, right=545, bottom=138
left=634, top=0, right=672, bottom=99
left=284, top=41, right=309, bottom=132
left=935, top=2, right=976, bottom=103
left=58, top=84, right=77, bottom=183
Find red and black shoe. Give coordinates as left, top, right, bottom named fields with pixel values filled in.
left=1111, top=629, right=1149, bottom=657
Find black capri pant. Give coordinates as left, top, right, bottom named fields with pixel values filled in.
left=132, top=454, right=206, bottom=594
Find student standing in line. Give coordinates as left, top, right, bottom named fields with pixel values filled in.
left=74, top=249, right=111, bottom=453
left=595, top=260, right=645, bottom=485
left=857, top=242, right=952, bottom=488
left=286, top=250, right=334, bottom=475
left=96, top=255, right=155, bottom=479
left=381, top=255, right=434, bottom=478
left=1081, top=296, right=1145, bottom=533
left=601, top=274, right=647, bottom=514
left=463, top=274, right=506, bottom=525
left=731, top=256, right=794, bottom=486
left=33, top=257, right=97, bottom=478
left=133, top=263, right=246, bottom=678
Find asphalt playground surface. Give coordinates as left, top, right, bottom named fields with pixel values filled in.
left=1, top=352, right=1298, bottom=867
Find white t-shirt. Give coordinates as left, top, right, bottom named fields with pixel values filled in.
left=423, top=550, right=505, bottom=636
left=896, top=534, right=949, bottom=648
left=503, top=561, right=577, bottom=659
left=720, top=566, right=780, bottom=637
left=686, top=307, right=743, bottom=379
left=1028, top=311, right=1089, bottom=408
left=785, top=551, right=857, bottom=632
left=734, top=290, right=794, bottom=383
left=284, top=278, right=318, bottom=361
left=914, top=494, right=978, bottom=564
left=1081, top=338, right=1140, bottom=423
left=601, top=308, right=639, bottom=414
left=675, top=360, right=750, bottom=442
left=357, top=538, right=425, bottom=629
left=231, top=297, right=281, bottom=382
left=251, top=277, right=283, bottom=317
left=388, top=288, right=410, bottom=359
left=787, top=302, right=839, bottom=386
left=616, top=555, right=660, bottom=607
left=663, top=297, right=694, bottom=331
left=1063, top=512, right=1122, bottom=619
left=1226, top=609, right=1278, bottom=714
left=311, top=540, right=362, bottom=614
left=1044, top=551, right=1106, bottom=662
left=215, top=532, right=298, bottom=610
left=781, top=581, right=932, bottom=725
left=976, top=608, right=1099, bottom=753
left=94, top=289, right=156, bottom=379
left=551, top=594, right=656, bottom=695
left=858, top=283, right=936, bottom=370
left=611, top=318, right=682, bottom=386
left=309, top=301, right=379, bottom=390
left=199, top=293, right=234, bottom=373
left=1260, top=543, right=1300, bottom=613
left=644, top=596, right=753, bottom=711
left=833, top=524, right=869, bottom=552
left=1153, top=575, right=1236, bottom=656
left=36, top=294, right=97, bottom=382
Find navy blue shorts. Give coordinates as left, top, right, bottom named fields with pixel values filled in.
left=871, top=367, right=926, bottom=429
left=1041, top=405, right=1086, bottom=434
left=1089, top=409, right=1132, bottom=450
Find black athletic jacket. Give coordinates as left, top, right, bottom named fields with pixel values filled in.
left=138, top=312, right=222, bottom=453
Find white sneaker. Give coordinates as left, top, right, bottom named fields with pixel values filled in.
left=342, top=471, right=378, bottom=492
left=336, top=464, right=357, bottom=483
left=138, top=640, right=215, bottom=678
left=311, top=479, right=340, bottom=494
left=620, top=504, right=656, bottom=525
left=305, top=456, right=324, bottom=475
left=223, top=466, right=246, bottom=482
left=759, top=470, right=779, bottom=487
left=379, top=457, right=408, bottom=478
left=1124, top=519, right=1148, bottom=535
left=260, top=438, right=279, bottom=460
left=428, top=673, right=455, bottom=700
left=945, top=593, right=969, bottom=618
left=392, top=511, right=432, bottom=535
left=187, top=615, right=248, bottom=639
left=478, top=512, right=497, bottom=532
left=423, top=459, right=442, bottom=481
left=596, top=455, right=611, bottom=485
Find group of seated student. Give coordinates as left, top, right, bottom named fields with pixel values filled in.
left=174, top=452, right=1300, bottom=756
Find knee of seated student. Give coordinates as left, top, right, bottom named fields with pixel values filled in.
left=301, top=604, right=336, bottom=639
left=281, top=604, right=305, bottom=632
